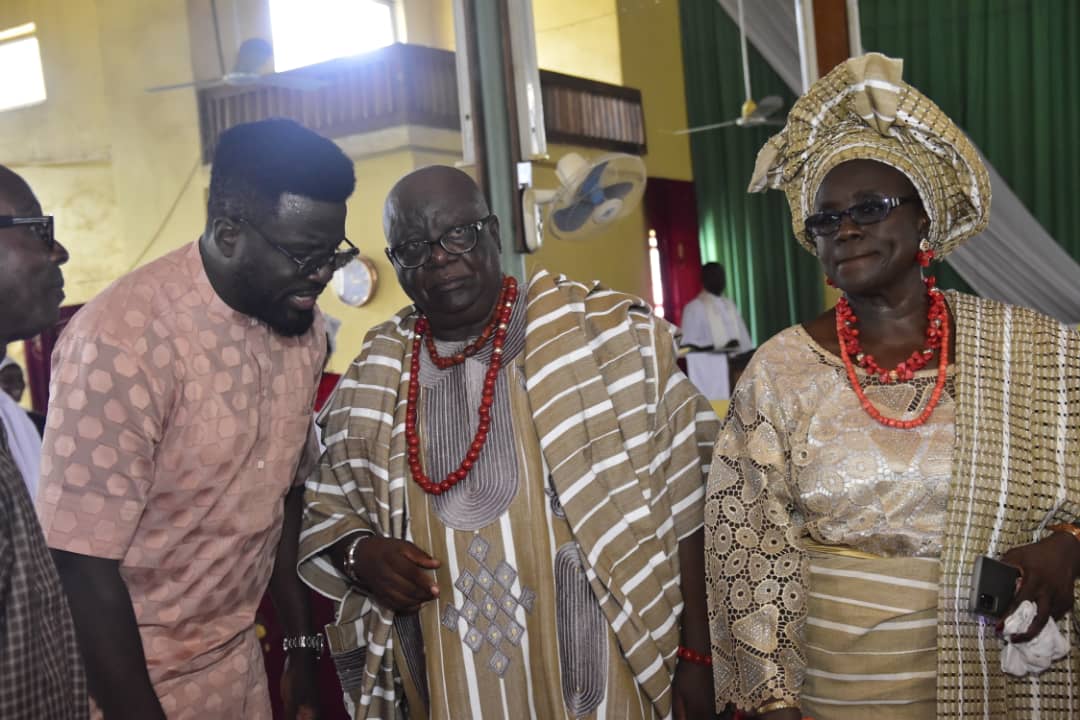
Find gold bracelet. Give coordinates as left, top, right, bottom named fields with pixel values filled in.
left=1048, top=523, right=1080, bottom=544
left=757, top=698, right=799, bottom=715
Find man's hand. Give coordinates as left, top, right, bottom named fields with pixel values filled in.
left=672, top=660, right=715, bottom=719
left=1001, top=531, right=1080, bottom=642
left=347, top=537, right=441, bottom=613
left=674, top=528, right=713, bottom=718
left=51, top=550, right=168, bottom=720
left=281, top=651, right=320, bottom=720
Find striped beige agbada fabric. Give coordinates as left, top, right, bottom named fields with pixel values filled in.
left=392, top=291, right=688, bottom=719
left=801, top=549, right=939, bottom=719
left=935, top=293, right=1080, bottom=718
left=299, top=269, right=718, bottom=718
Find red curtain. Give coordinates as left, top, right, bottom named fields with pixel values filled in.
left=643, top=178, right=702, bottom=327
left=23, top=304, right=82, bottom=413
left=315, top=372, right=341, bottom=410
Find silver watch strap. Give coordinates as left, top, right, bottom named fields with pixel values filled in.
left=282, top=634, right=325, bottom=657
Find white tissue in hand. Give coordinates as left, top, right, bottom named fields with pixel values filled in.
left=1000, top=600, right=1069, bottom=677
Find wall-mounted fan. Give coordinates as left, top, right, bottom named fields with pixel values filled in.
left=145, top=0, right=326, bottom=93
left=522, top=153, right=647, bottom=251
left=673, top=0, right=785, bottom=135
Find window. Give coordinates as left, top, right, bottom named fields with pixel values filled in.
left=647, top=229, right=665, bottom=318
left=270, top=0, right=395, bottom=72
left=0, top=23, right=46, bottom=112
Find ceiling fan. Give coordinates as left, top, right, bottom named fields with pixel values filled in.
left=145, top=0, right=326, bottom=93
left=673, top=0, right=786, bottom=135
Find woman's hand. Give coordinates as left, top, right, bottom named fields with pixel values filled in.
left=1001, top=531, right=1080, bottom=642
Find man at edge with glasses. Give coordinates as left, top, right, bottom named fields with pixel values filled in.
left=37, top=119, right=355, bottom=720
left=298, top=165, right=720, bottom=719
left=0, top=166, right=87, bottom=718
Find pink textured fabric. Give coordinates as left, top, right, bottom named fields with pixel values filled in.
left=37, top=241, right=324, bottom=719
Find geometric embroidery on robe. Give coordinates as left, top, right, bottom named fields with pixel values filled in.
left=440, top=535, right=536, bottom=677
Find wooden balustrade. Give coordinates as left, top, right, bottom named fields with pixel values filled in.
left=197, top=43, right=646, bottom=162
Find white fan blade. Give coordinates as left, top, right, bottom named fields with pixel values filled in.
left=145, top=78, right=225, bottom=93
left=254, top=73, right=329, bottom=92
left=749, top=95, right=783, bottom=120
left=673, top=119, right=741, bottom=135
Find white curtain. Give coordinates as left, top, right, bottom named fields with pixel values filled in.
left=713, top=0, right=1080, bottom=324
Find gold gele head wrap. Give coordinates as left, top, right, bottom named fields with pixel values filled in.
left=748, top=52, right=991, bottom=258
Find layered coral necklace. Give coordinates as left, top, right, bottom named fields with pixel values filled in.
left=405, top=276, right=518, bottom=494
left=835, top=276, right=949, bottom=429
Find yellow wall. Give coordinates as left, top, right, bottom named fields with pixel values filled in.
left=399, top=0, right=456, bottom=50
left=0, top=2, right=110, bottom=164
left=392, top=0, right=625, bottom=85
left=88, top=0, right=205, bottom=280
left=616, top=0, right=693, bottom=181
left=0, top=0, right=203, bottom=304
left=534, top=0, right=622, bottom=85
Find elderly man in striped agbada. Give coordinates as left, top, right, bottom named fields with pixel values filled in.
left=299, top=166, right=719, bottom=719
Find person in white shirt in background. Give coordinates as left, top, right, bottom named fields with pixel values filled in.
left=679, top=262, right=752, bottom=401
left=0, top=356, right=42, bottom=499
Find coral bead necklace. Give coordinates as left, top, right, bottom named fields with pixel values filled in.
left=835, top=277, right=949, bottom=429
left=405, top=276, right=518, bottom=494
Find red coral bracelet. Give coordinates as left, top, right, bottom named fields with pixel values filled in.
left=676, top=645, right=712, bottom=666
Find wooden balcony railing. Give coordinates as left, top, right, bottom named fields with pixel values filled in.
left=197, top=43, right=646, bottom=163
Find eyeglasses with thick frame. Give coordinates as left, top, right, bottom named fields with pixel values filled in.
left=804, top=195, right=919, bottom=239
left=237, top=218, right=359, bottom=276
left=0, top=215, right=54, bottom=249
left=385, top=215, right=495, bottom=269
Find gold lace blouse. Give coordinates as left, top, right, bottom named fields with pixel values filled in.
left=704, top=325, right=956, bottom=710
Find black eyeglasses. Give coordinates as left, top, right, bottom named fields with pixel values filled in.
left=804, top=196, right=919, bottom=238
left=0, top=215, right=54, bottom=249
left=386, top=215, right=494, bottom=269
left=238, top=219, right=359, bottom=276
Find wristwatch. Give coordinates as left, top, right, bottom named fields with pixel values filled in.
left=1048, top=523, right=1080, bottom=544
left=282, top=634, right=325, bottom=659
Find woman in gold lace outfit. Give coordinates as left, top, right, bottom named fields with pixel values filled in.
left=705, top=53, right=1080, bottom=720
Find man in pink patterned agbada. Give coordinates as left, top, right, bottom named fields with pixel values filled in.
left=38, top=119, right=356, bottom=720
